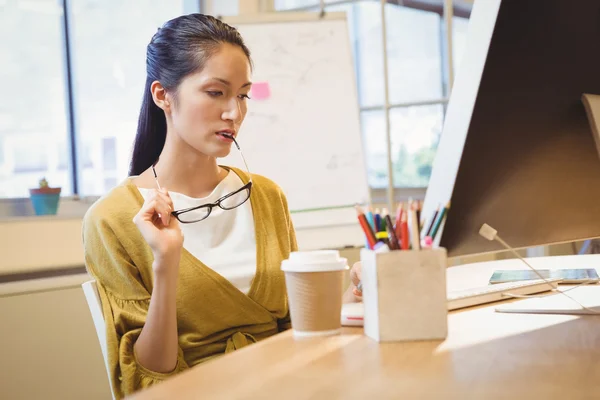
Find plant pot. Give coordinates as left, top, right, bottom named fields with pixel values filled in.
left=29, top=187, right=62, bottom=216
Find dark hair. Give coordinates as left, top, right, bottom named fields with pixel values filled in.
left=129, top=14, right=252, bottom=176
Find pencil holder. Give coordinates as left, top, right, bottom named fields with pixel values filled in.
left=360, top=248, right=448, bottom=342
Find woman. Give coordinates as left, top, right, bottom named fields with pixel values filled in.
left=83, top=13, right=362, bottom=398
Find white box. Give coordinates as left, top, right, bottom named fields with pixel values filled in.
left=361, top=248, right=448, bottom=342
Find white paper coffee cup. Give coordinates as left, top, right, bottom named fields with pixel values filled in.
left=281, top=250, right=349, bottom=338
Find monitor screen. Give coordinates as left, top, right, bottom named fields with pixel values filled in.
left=423, top=0, right=600, bottom=258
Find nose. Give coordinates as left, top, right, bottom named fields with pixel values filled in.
left=222, top=97, right=242, bottom=124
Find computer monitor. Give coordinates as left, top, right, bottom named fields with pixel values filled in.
left=422, top=0, right=600, bottom=258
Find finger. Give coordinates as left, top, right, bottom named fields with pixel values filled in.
left=146, top=189, right=161, bottom=201
left=147, top=189, right=173, bottom=208
left=350, top=263, right=361, bottom=285
left=140, top=199, right=159, bottom=220
left=352, top=287, right=362, bottom=297
left=155, top=191, right=174, bottom=213
left=141, top=191, right=162, bottom=214
left=156, top=201, right=171, bottom=226
left=142, top=198, right=171, bottom=226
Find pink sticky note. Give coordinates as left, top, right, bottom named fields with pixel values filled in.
left=251, top=81, right=271, bottom=100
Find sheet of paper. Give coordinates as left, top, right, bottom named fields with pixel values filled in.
left=496, top=285, right=600, bottom=315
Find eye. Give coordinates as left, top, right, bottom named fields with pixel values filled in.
left=239, top=94, right=251, bottom=100
left=207, top=91, right=223, bottom=97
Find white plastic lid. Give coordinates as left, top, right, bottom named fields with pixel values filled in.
left=281, top=250, right=349, bottom=272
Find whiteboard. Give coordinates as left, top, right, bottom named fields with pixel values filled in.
left=220, top=12, right=370, bottom=238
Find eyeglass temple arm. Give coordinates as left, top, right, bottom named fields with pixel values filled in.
left=231, top=137, right=252, bottom=177
left=152, top=165, right=163, bottom=191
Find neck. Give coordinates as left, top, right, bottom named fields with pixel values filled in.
left=153, top=134, right=225, bottom=198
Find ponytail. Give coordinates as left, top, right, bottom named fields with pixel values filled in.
left=129, top=78, right=167, bottom=176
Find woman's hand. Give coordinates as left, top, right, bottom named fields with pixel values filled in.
left=350, top=262, right=362, bottom=298
left=343, top=262, right=362, bottom=303
left=132, top=188, right=182, bottom=374
left=133, top=188, right=184, bottom=275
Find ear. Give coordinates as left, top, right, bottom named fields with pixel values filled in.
left=150, top=80, right=172, bottom=112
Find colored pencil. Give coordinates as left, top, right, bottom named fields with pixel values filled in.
left=356, top=205, right=377, bottom=249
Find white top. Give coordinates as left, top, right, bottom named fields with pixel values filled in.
left=137, top=171, right=257, bottom=294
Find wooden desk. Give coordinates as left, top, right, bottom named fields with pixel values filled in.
left=130, top=255, right=600, bottom=399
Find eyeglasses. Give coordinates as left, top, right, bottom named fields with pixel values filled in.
left=152, top=138, right=253, bottom=224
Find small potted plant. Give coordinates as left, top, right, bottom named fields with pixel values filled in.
left=29, top=177, right=62, bottom=216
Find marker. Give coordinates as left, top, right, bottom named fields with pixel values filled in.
left=376, top=231, right=389, bottom=245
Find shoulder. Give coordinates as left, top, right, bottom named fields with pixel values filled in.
left=83, top=178, right=142, bottom=234
left=249, top=173, right=292, bottom=211
left=250, top=173, right=286, bottom=197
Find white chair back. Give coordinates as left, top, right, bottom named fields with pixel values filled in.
left=82, top=280, right=116, bottom=400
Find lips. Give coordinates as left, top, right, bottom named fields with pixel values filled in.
left=216, top=130, right=235, bottom=140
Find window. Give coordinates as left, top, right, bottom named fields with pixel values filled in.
left=274, top=0, right=319, bottom=9
left=328, top=2, right=385, bottom=108
left=390, top=104, right=444, bottom=187
left=452, top=15, right=470, bottom=78
left=69, top=0, right=191, bottom=196
left=360, top=110, right=388, bottom=187
left=386, top=5, right=443, bottom=104
left=207, top=0, right=239, bottom=16
left=0, top=0, right=71, bottom=197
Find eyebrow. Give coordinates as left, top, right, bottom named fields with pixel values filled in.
left=211, top=78, right=252, bottom=89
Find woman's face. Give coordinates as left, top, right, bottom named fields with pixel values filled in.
left=166, top=43, right=252, bottom=158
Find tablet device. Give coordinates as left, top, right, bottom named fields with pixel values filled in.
left=489, top=268, right=600, bottom=284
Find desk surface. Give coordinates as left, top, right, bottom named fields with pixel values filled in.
left=129, top=255, right=600, bottom=399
